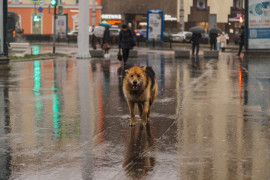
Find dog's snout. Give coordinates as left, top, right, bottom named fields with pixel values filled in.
left=133, top=81, right=137, bottom=85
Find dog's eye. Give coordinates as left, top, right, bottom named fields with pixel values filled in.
left=137, top=74, right=140, bottom=78
left=131, top=74, right=133, bottom=78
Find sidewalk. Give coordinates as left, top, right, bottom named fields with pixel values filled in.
left=29, top=42, right=239, bottom=57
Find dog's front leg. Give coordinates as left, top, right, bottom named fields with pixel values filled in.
left=127, top=101, right=136, bottom=126
left=142, top=101, right=150, bottom=124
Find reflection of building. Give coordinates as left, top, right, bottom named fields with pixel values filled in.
left=7, top=0, right=102, bottom=34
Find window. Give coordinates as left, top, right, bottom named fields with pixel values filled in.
left=12, top=0, right=20, bottom=4
left=197, top=0, right=207, bottom=10
left=233, top=0, right=242, bottom=9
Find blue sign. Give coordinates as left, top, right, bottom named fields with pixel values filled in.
left=146, top=9, right=164, bottom=41
left=38, top=7, right=43, bottom=13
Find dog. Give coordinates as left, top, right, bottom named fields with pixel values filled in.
left=122, top=66, right=157, bottom=126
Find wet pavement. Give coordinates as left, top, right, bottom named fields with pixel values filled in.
left=0, top=49, right=270, bottom=180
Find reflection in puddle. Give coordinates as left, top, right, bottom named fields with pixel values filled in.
left=123, top=122, right=156, bottom=179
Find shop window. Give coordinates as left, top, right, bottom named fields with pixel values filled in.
left=197, top=0, right=208, bottom=10
left=32, top=15, right=42, bottom=34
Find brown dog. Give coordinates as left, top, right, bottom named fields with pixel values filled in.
left=123, top=66, right=157, bottom=126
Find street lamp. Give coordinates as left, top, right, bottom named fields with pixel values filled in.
left=51, top=0, right=58, bottom=54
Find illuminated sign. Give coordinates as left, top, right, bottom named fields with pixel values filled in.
left=106, top=20, right=121, bottom=25
left=147, top=9, right=164, bottom=41
left=101, top=14, right=122, bottom=19
left=164, top=14, right=177, bottom=21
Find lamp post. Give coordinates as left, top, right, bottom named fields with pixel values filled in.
left=0, top=0, right=9, bottom=70
left=179, top=0, right=184, bottom=32
left=51, top=0, right=58, bottom=54
left=76, top=0, right=90, bottom=58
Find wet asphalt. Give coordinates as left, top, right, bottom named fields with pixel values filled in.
left=0, top=47, right=270, bottom=180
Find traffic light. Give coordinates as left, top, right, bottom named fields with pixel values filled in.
left=51, top=0, right=57, bottom=6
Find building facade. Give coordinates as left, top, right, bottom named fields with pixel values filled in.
left=8, top=0, right=102, bottom=34
left=101, top=0, right=244, bottom=42
left=101, top=0, right=178, bottom=32
left=182, top=0, right=244, bottom=43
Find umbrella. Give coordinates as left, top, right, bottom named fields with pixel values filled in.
left=189, top=27, right=205, bottom=33
left=209, top=27, right=222, bottom=34
left=99, top=22, right=111, bottom=28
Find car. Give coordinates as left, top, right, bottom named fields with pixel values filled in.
left=171, top=31, right=192, bottom=42
left=67, top=30, right=78, bottom=35
left=134, top=29, right=146, bottom=39
left=109, top=27, right=120, bottom=36
left=68, top=26, right=94, bottom=36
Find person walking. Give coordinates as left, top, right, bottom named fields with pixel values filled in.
left=216, top=33, right=221, bottom=51
left=102, top=27, right=111, bottom=57
left=209, top=32, right=218, bottom=50
left=237, top=25, right=245, bottom=56
left=119, top=24, right=136, bottom=65
left=220, top=32, right=227, bottom=52
left=190, top=32, right=202, bottom=56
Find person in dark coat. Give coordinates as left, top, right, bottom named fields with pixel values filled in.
left=237, top=25, right=245, bottom=56
left=209, top=32, right=218, bottom=50
left=119, top=24, right=136, bottom=65
left=191, top=32, right=202, bottom=56
left=102, top=27, right=111, bottom=54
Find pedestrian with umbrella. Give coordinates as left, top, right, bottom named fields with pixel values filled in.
left=209, top=26, right=221, bottom=50
left=99, top=21, right=111, bottom=28
left=189, top=27, right=204, bottom=56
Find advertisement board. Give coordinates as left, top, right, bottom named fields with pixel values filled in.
left=147, top=10, right=163, bottom=41
left=56, top=14, right=67, bottom=39
left=0, top=0, right=3, bottom=54
left=248, top=0, right=270, bottom=49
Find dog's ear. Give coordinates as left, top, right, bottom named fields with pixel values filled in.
left=142, top=66, right=147, bottom=72
left=125, top=69, right=129, bottom=74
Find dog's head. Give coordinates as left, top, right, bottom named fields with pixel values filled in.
left=125, top=66, right=147, bottom=91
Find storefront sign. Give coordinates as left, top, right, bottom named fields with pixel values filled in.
left=248, top=0, right=270, bottom=49
left=229, top=13, right=243, bottom=22
left=101, top=14, right=121, bottom=20
left=56, top=14, right=67, bottom=39
left=0, top=0, right=3, bottom=54
left=147, top=9, right=164, bottom=41
left=164, top=14, right=177, bottom=21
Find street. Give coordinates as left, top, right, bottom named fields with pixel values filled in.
left=0, top=48, right=270, bottom=180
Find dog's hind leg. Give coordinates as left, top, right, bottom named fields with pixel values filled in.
left=128, top=101, right=136, bottom=126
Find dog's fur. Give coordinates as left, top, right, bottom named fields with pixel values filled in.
left=123, top=66, right=157, bottom=126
